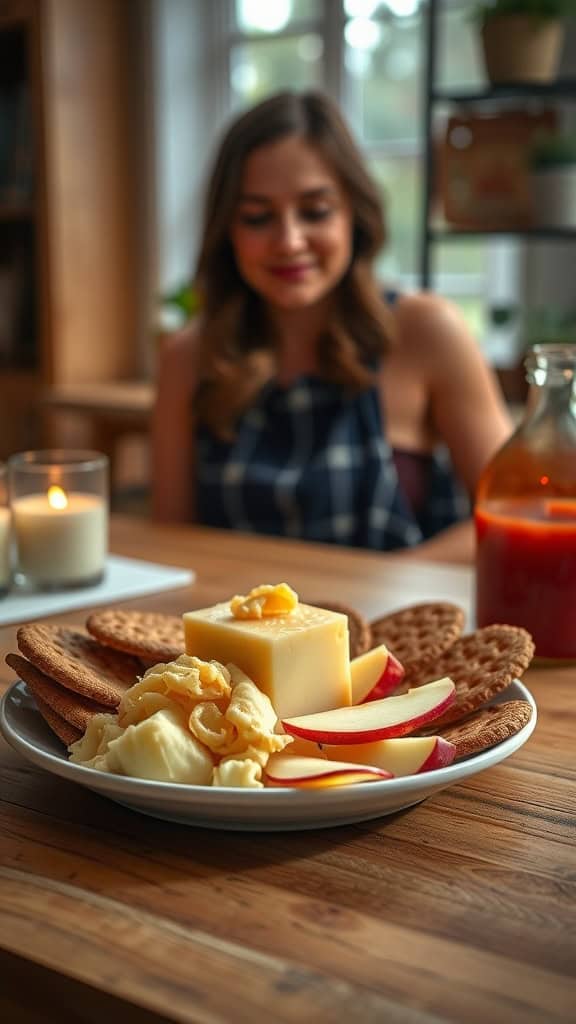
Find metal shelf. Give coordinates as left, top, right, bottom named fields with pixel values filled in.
left=431, top=80, right=576, bottom=105
left=427, top=227, right=576, bottom=242
left=419, top=0, right=576, bottom=288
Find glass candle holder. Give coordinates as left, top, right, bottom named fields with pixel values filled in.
left=8, top=450, right=109, bottom=590
left=0, top=463, right=11, bottom=595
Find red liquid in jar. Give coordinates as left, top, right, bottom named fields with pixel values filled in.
left=475, top=498, right=576, bottom=659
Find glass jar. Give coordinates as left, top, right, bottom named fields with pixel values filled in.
left=475, top=343, right=576, bottom=660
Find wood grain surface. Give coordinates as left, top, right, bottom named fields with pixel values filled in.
left=0, top=517, right=574, bottom=1024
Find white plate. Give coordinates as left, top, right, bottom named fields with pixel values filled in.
left=0, top=680, right=537, bottom=831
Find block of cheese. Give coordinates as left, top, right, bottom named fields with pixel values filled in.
left=183, top=601, right=351, bottom=719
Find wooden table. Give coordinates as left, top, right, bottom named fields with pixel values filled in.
left=0, top=517, right=574, bottom=1023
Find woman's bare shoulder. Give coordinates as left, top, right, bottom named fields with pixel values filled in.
left=391, top=292, right=493, bottom=387
left=158, top=320, right=202, bottom=389
left=393, top=291, right=471, bottom=351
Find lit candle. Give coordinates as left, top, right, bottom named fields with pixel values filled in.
left=0, top=506, right=11, bottom=591
left=12, top=484, right=107, bottom=587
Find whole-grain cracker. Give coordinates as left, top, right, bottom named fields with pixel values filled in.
left=411, top=624, right=535, bottom=729
left=370, top=601, right=465, bottom=678
left=6, top=652, right=110, bottom=731
left=16, top=624, right=140, bottom=708
left=33, top=694, right=82, bottom=747
left=437, top=700, right=534, bottom=758
left=86, top=609, right=185, bottom=663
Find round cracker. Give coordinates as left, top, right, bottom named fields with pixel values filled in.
left=311, top=600, right=370, bottom=659
left=33, top=694, right=82, bottom=747
left=6, top=652, right=110, bottom=731
left=86, top=609, right=185, bottom=662
left=16, top=624, right=140, bottom=708
left=437, top=701, right=533, bottom=758
left=411, top=624, right=535, bottom=729
left=370, top=602, right=465, bottom=676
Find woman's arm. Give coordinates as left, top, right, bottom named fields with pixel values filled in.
left=394, top=519, right=475, bottom=565
left=398, top=292, right=513, bottom=497
left=151, top=327, right=198, bottom=522
left=392, top=293, right=514, bottom=564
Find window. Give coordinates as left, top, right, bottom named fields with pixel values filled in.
left=217, top=0, right=520, bottom=355
left=229, top=1, right=326, bottom=107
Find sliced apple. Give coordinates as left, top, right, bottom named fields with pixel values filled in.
left=281, top=677, right=455, bottom=744
left=282, top=736, right=327, bottom=758
left=323, top=735, right=456, bottom=776
left=350, top=643, right=405, bottom=704
left=265, top=753, right=393, bottom=789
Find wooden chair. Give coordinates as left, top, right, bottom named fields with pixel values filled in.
left=42, top=381, right=155, bottom=492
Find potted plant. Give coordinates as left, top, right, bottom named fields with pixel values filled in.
left=157, top=281, right=199, bottom=333
left=474, top=1, right=569, bottom=84
left=529, top=133, right=576, bottom=227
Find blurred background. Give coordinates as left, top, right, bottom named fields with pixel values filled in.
left=1, top=0, right=575, bottom=510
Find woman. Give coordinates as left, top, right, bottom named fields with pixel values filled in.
left=152, top=90, right=511, bottom=562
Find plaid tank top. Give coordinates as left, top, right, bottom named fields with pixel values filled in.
left=196, top=374, right=469, bottom=551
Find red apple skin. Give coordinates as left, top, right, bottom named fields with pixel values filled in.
left=350, top=644, right=405, bottom=704
left=323, top=735, right=457, bottom=776
left=418, top=736, right=456, bottom=772
left=281, top=679, right=456, bottom=744
left=267, top=768, right=393, bottom=789
left=359, top=650, right=405, bottom=703
left=265, top=754, right=393, bottom=788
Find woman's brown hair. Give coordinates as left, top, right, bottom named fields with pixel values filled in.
left=194, top=90, right=395, bottom=439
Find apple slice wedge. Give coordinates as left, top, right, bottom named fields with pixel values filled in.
left=265, top=753, right=393, bottom=789
left=282, top=736, right=327, bottom=758
left=351, top=643, right=405, bottom=704
left=323, top=735, right=456, bottom=776
left=281, top=677, right=455, bottom=744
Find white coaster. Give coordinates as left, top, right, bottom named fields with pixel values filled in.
left=0, top=555, right=195, bottom=626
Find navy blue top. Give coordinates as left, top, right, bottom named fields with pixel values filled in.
left=196, top=374, right=469, bottom=551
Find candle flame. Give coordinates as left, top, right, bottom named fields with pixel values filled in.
left=47, top=485, right=68, bottom=510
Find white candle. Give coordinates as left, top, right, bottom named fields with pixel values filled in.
left=0, top=507, right=11, bottom=589
left=12, top=487, right=107, bottom=586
